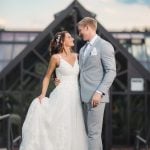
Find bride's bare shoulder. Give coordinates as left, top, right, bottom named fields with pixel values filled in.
left=51, top=54, right=61, bottom=59
left=49, top=54, right=60, bottom=65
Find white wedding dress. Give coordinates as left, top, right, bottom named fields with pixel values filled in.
left=19, top=54, right=88, bottom=150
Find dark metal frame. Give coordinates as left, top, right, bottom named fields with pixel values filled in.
left=135, top=130, right=149, bottom=150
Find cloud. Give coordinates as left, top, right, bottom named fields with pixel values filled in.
left=79, top=0, right=150, bottom=30
left=0, top=0, right=150, bottom=31
left=117, top=0, right=150, bottom=5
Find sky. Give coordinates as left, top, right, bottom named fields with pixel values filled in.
left=0, top=0, right=150, bottom=31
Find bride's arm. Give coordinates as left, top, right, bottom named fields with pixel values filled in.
left=38, top=55, right=58, bottom=102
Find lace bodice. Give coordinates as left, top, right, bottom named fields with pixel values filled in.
left=55, top=54, right=79, bottom=84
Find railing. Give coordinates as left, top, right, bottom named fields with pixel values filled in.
left=0, top=114, right=12, bottom=150
left=0, top=114, right=21, bottom=150
left=135, top=130, right=149, bottom=150
left=12, top=135, right=21, bottom=150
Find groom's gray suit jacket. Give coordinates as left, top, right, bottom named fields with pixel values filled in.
left=79, top=36, right=116, bottom=103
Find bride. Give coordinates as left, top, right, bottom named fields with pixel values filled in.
left=19, top=31, right=88, bottom=150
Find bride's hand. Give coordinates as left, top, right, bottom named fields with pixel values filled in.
left=54, top=78, right=61, bottom=86
left=38, top=94, right=45, bottom=104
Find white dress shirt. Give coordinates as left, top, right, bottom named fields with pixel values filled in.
left=83, top=34, right=98, bottom=57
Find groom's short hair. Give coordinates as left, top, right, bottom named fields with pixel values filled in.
left=78, top=17, right=97, bottom=30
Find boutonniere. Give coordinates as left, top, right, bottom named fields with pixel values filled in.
left=90, top=47, right=97, bottom=56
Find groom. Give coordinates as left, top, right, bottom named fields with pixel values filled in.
left=77, top=17, right=116, bottom=150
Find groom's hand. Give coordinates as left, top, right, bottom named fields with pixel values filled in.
left=91, top=92, right=102, bottom=107
left=54, top=78, right=60, bottom=86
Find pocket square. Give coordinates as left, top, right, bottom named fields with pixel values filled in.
left=90, top=47, right=97, bottom=56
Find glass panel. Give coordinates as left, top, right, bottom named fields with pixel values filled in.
left=147, top=48, right=150, bottom=60
left=0, top=44, right=13, bottom=60
left=13, top=44, right=26, bottom=58
left=14, top=33, right=29, bottom=42
left=131, top=45, right=147, bottom=61
left=131, top=33, right=144, bottom=39
left=113, top=33, right=131, bottom=39
left=1, top=32, right=14, bottom=41
left=0, top=61, right=9, bottom=71
left=131, top=39, right=143, bottom=44
left=112, top=95, right=128, bottom=145
left=145, top=37, right=150, bottom=60
left=139, top=62, right=150, bottom=71
left=129, top=95, right=145, bottom=144
left=29, top=33, right=38, bottom=41
left=128, top=47, right=132, bottom=54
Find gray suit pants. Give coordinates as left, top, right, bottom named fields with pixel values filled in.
left=83, top=102, right=106, bottom=150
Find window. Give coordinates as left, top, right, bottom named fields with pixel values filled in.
left=1, top=32, right=14, bottom=41
left=145, top=37, right=150, bottom=60
left=0, top=60, right=9, bottom=71
left=14, top=33, right=29, bottom=42
left=29, top=33, right=38, bottom=41
left=131, top=45, right=147, bottom=61
left=0, top=44, right=13, bottom=60
left=13, top=44, right=26, bottom=58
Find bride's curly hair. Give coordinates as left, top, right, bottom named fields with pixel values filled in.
left=49, top=31, right=69, bottom=56
left=49, top=31, right=70, bottom=79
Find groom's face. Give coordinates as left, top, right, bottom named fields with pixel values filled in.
left=78, top=25, right=90, bottom=41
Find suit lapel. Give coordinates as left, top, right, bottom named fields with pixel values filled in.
left=83, top=36, right=100, bottom=65
left=79, top=46, right=86, bottom=69
left=83, top=44, right=94, bottom=64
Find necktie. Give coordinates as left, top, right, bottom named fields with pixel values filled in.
left=83, top=42, right=90, bottom=57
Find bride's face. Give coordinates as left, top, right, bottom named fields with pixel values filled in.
left=63, top=33, right=74, bottom=47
